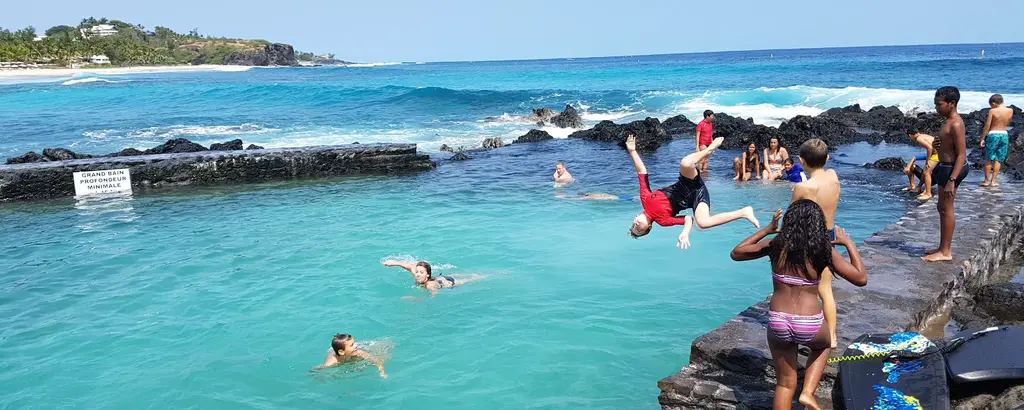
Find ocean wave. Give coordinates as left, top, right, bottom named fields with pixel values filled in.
left=62, top=78, right=129, bottom=86
left=661, top=85, right=1024, bottom=126
left=348, top=62, right=403, bottom=67
left=580, top=109, right=641, bottom=122
left=84, top=124, right=277, bottom=141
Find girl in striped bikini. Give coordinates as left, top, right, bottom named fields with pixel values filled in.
left=730, top=200, right=868, bottom=410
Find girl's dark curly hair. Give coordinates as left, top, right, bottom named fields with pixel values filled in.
left=769, top=199, right=832, bottom=278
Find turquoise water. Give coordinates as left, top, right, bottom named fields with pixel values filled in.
left=0, top=43, right=1009, bottom=409
left=2, top=139, right=914, bottom=409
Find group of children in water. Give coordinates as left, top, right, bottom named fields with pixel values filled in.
left=316, top=86, right=987, bottom=410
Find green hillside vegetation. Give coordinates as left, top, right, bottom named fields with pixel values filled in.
left=0, top=18, right=277, bottom=66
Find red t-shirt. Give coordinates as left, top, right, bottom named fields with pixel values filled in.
left=638, top=173, right=689, bottom=227
left=696, top=119, right=714, bottom=146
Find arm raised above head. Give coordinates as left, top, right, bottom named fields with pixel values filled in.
left=382, top=260, right=416, bottom=273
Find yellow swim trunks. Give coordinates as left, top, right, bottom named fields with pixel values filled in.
left=928, top=153, right=939, bottom=162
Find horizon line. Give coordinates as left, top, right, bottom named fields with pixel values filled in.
left=352, top=40, right=1022, bottom=65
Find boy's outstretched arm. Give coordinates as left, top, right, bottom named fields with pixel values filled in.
left=626, top=135, right=648, bottom=174
left=677, top=215, right=694, bottom=250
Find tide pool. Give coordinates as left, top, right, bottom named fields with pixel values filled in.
left=1, top=139, right=916, bottom=409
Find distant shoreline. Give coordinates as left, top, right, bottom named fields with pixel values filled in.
left=0, top=65, right=254, bottom=80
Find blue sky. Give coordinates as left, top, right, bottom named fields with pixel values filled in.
left=4, top=0, right=1023, bottom=62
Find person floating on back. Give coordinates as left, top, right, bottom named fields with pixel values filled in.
left=382, top=260, right=486, bottom=297
left=980, top=94, right=1012, bottom=187
left=312, top=333, right=388, bottom=378
left=730, top=201, right=867, bottom=410
left=695, top=110, right=715, bottom=175
left=553, top=161, right=575, bottom=185
left=790, top=139, right=841, bottom=348
left=903, top=127, right=939, bottom=200
left=781, top=158, right=806, bottom=183
left=923, top=86, right=969, bottom=263
left=625, top=134, right=759, bottom=250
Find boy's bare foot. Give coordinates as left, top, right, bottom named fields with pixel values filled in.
left=991, top=182, right=1000, bottom=187
left=742, top=206, right=760, bottom=228
left=921, top=251, right=953, bottom=262
left=799, top=394, right=822, bottom=410
left=733, top=175, right=740, bottom=181
left=980, top=181, right=991, bottom=187
left=707, top=137, right=725, bottom=151
left=902, top=186, right=913, bottom=191
left=916, top=193, right=933, bottom=200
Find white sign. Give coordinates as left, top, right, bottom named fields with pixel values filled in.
left=73, top=168, right=133, bottom=196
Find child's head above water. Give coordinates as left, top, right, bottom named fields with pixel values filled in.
left=798, top=138, right=828, bottom=169
left=555, top=161, right=567, bottom=173
left=629, top=213, right=653, bottom=238
left=770, top=199, right=833, bottom=276
left=412, top=261, right=433, bottom=284
left=905, top=126, right=920, bottom=139
left=782, top=158, right=795, bottom=172
left=332, top=333, right=355, bottom=355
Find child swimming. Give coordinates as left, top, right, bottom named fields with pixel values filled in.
left=730, top=200, right=867, bottom=410
left=382, top=260, right=486, bottom=297
left=312, top=333, right=388, bottom=378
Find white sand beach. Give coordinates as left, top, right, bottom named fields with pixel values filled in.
left=0, top=65, right=252, bottom=81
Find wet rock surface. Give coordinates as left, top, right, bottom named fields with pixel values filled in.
left=659, top=184, right=1024, bottom=410
left=569, top=117, right=671, bottom=151
left=482, top=137, right=505, bottom=150
left=514, top=129, right=554, bottom=144
left=550, top=104, right=584, bottom=129
left=210, top=139, right=244, bottom=151
left=865, top=157, right=907, bottom=171
left=663, top=115, right=698, bottom=135
left=0, top=144, right=436, bottom=202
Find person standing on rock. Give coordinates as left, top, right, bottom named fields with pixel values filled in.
left=695, top=110, right=715, bottom=175
left=923, top=86, right=969, bottom=263
left=980, top=94, right=1013, bottom=188
left=626, top=135, right=759, bottom=249
left=730, top=202, right=867, bottom=410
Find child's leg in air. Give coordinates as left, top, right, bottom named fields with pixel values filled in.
left=680, top=138, right=724, bottom=179
left=692, top=202, right=759, bottom=229
left=818, top=269, right=838, bottom=348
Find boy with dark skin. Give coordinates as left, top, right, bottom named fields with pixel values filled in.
left=922, top=86, right=969, bottom=263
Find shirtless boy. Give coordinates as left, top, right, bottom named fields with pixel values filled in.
left=980, top=94, right=1013, bottom=187
left=312, top=333, right=388, bottom=378
left=791, top=138, right=841, bottom=348
left=627, top=134, right=759, bottom=250
left=923, top=86, right=969, bottom=263
left=554, top=161, right=575, bottom=184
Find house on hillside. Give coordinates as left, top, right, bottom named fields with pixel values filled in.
left=89, top=55, right=111, bottom=65
left=80, top=24, right=118, bottom=38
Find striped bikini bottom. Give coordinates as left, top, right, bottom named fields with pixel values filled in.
left=768, top=310, right=824, bottom=344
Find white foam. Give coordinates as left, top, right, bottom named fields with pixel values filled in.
left=345, top=62, right=402, bottom=68
left=581, top=110, right=640, bottom=122
left=62, top=78, right=128, bottom=86
left=539, top=126, right=578, bottom=139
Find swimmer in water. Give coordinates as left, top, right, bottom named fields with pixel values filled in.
left=382, top=260, right=486, bottom=297
left=312, top=333, right=388, bottom=378
left=555, top=192, right=636, bottom=201
left=553, top=161, right=575, bottom=184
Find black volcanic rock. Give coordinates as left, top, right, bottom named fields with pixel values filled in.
left=144, top=138, right=209, bottom=155
left=569, top=117, right=671, bottom=151
left=514, top=129, right=554, bottom=144
left=451, top=152, right=471, bottom=161
left=865, top=156, right=906, bottom=171
left=482, top=137, right=504, bottom=150
left=551, top=105, right=584, bottom=129
left=245, top=144, right=265, bottom=150
left=42, top=148, right=92, bottom=161
left=106, top=148, right=145, bottom=157
left=5, top=151, right=45, bottom=164
left=663, top=115, right=697, bottom=135
left=210, top=139, right=244, bottom=151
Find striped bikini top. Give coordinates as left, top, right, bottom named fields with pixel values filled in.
left=772, top=273, right=820, bottom=287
